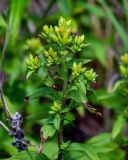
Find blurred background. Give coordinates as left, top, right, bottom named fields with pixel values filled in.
left=0, top=0, right=128, bottom=159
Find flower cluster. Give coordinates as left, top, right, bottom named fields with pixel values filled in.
left=49, top=101, right=62, bottom=114
left=72, top=62, right=97, bottom=83
left=70, top=35, right=85, bottom=52
left=120, top=53, right=128, bottom=77
left=43, top=47, right=58, bottom=66
left=72, top=62, right=85, bottom=77
left=26, top=54, right=41, bottom=70
left=9, top=112, right=29, bottom=151
left=41, top=17, right=85, bottom=52
left=42, top=17, right=72, bottom=45
left=26, top=17, right=86, bottom=73
left=26, top=38, right=42, bottom=51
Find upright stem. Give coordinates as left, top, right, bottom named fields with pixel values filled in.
left=58, top=61, right=67, bottom=160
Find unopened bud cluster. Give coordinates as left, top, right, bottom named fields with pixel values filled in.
left=49, top=101, right=62, bottom=114
left=43, top=47, right=58, bottom=66
left=26, top=38, right=42, bottom=51
left=72, top=62, right=97, bottom=83
left=120, top=53, right=128, bottom=77
left=26, top=54, right=41, bottom=70
left=42, top=17, right=72, bottom=45
left=26, top=17, right=86, bottom=72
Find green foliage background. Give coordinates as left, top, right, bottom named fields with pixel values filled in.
left=0, top=0, right=128, bottom=159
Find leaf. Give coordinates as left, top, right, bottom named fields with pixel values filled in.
left=26, top=70, right=35, bottom=79
left=78, top=81, right=86, bottom=94
left=64, top=151, right=90, bottom=160
left=84, top=3, right=105, bottom=18
left=92, top=41, right=107, bottom=68
left=41, top=125, right=56, bottom=140
left=38, top=68, right=48, bottom=79
left=43, top=140, right=58, bottom=160
left=28, top=86, right=61, bottom=101
left=68, top=89, right=87, bottom=103
left=67, top=58, right=92, bottom=68
left=9, top=0, right=28, bottom=47
left=123, top=0, right=128, bottom=22
left=97, top=89, right=125, bottom=110
left=86, top=133, right=116, bottom=154
left=7, top=150, right=50, bottom=160
left=112, top=80, right=126, bottom=92
left=57, top=0, right=72, bottom=16
left=86, top=133, right=111, bottom=146
left=0, top=14, right=6, bottom=28
left=26, top=112, right=49, bottom=121
left=53, top=115, right=60, bottom=130
left=64, top=112, right=75, bottom=125
left=99, top=0, right=128, bottom=49
left=66, top=143, right=101, bottom=160
left=112, top=115, right=126, bottom=139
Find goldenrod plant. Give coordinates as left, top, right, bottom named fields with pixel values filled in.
left=25, top=17, right=97, bottom=160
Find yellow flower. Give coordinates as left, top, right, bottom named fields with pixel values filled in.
left=51, top=101, right=62, bottom=112
left=72, top=62, right=85, bottom=77
left=26, top=54, right=41, bottom=70
left=43, top=47, right=58, bottom=66
left=26, top=38, right=41, bottom=50
left=121, top=53, right=128, bottom=64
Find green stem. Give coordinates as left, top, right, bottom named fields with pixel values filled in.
left=58, top=61, right=67, bottom=160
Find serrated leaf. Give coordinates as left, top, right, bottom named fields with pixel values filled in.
left=41, top=125, right=56, bottom=140
left=7, top=150, right=50, bottom=160
left=66, top=143, right=101, bottom=160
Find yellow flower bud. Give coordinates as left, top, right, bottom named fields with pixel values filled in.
left=121, top=53, right=128, bottom=64
left=26, top=54, right=41, bottom=70
left=72, top=62, right=85, bottom=77
left=51, top=101, right=62, bottom=112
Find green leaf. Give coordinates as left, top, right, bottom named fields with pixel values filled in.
left=9, top=0, right=28, bottom=47
left=68, top=88, right=87, bottom=103
left=38, top=68, right=48, bottom=79
left=78, top=81, right=86, bottom=94
left=87, top=133, right=111, bottom=146
left=7, top=150, right=50, bottom=160
left=112, top=80, right=126, bottom=92
left=53, top=115, right=61, bottom=130
left=28, top=86, right=61, bottom=101
left=43, top=140, right=58, bottom=160
left=112, top=115, right=126, bottom=139
left=64, top=112, right=75, bottom=125
left=57, top=0, right=72, bottom=16
left=86, top=133, right=116, bottom=154
left=67, top=58, right=92, bottom=68
left=92, top=41, right=107, bottom=68
left=97, top=89, right=125, bottom=110
left=84, top=3, right=105, bottom=18
left=26, top=70, right=35, bottom=79
left=99, top=0, right=128, bottom=49
left=41, top=125, right=56, bottom=139
left=66, top=143, right=101, bottom=160
left=0, top=14, right=6, bottom=28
